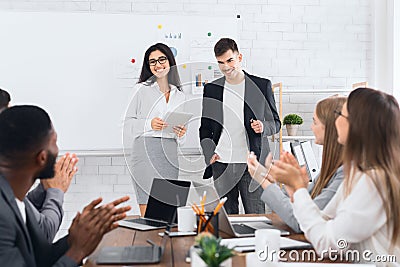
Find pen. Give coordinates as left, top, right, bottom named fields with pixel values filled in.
left=200, top=191, right=206, bottom=214
left=191, top=203, right=207, bottom=223
left=201, top=198, right=227, bottom=233
left=191, top=203, right=201, bottom=214
left=199, top=192, right=206, bottom=232
left=191, top=203, right=208, bottom=232
left=213, top=197, right=227, bottom=215
left=201, top=197, right=227, bottom=233
left=201, top=213, right=215, bottom=232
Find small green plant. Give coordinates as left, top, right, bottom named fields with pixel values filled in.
left=195, top=233, right=235, bottom=267
left=283, top=114, right=303, bottom=125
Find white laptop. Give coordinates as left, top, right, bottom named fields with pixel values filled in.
left=190, top=181, right=290, bottom=237
left=119, top=178, right=191, bottom=231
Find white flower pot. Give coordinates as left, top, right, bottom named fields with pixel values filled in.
left=190, top=246, right=232, bottom=267
left=246, top=252, right=280, bottom=267
left=286, top=124, right=300, bottom=136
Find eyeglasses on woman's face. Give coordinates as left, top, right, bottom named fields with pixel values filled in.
left=148, top=56, right=168, bottom=66
left=334, top=109, right=348, bottom=119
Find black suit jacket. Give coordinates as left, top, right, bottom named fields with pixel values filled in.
left=199, top=71, right=281, bottom=179
left=0, top=175, right=77, bottom=267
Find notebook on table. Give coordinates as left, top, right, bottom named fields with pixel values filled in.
left=119, top=178, right=191, bottom=230
left=96, top=201, right=177, bottom=265
left=96, top=239, right=165, bottom=265
left=220, top=236, right=312, bottom=252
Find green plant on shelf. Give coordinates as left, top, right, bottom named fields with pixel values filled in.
left=283, top=113, right=304, bottom=125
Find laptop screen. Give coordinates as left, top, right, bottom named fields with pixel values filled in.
left=144, top=178, right=191, bottom=224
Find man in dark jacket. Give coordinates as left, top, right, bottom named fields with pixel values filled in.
left=1, top=88, right=79, bottom=242
left=0, top=105, right=130, bottom=266
left=199, top=38, right=280, bottom=214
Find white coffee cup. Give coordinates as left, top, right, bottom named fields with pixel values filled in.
left=254, top=229, right=280, bottom=262
left=177, top=206, right=196, bottom=232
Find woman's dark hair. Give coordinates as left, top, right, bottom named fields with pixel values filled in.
left=343, top=88, right=400, bottom=249
left=138, top=43, right=182, bottom=90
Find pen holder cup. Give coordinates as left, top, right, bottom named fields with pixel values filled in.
left=196, top=212, right=219, bottom=237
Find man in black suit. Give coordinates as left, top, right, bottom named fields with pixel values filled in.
left=0, top=105, right=130, bottom=266
left=199, top=38, right=280, bottom=214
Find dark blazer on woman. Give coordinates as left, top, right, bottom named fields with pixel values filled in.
left=199, top=71, right=281, bottom=179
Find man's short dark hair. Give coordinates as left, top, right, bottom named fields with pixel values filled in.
left=0, top=88, right=11, bottom=111
left=214, top=38, right=239, bottom=57
left=0, top=105, right=52, bottom=160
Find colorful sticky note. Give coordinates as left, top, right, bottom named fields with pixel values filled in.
left=157, top=24, right=162, bottom=29
left=182, top=64, right=187, bottom=69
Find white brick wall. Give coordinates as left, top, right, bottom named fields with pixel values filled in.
left=54, top=155, right=139, bottom=240
left=1, top=0, right=373, bottom=240
left=0, top=0, right=372, bottom=90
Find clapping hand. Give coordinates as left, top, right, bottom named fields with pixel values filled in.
left=247, top=152, right=274, bottom=188
left=66, top=196, right=131, bottom=263
left=270, top=152, right=309, bottom=197
left=41, top=152, right=78, bottom=193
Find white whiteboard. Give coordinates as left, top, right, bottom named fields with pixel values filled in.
left=0, top=11, right=237, bottom=151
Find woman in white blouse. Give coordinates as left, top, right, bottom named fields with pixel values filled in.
left=247, top=95, right=346, bottom=233
left=126, top=43, right=187, bottom=215
left=268, top=88, right=400, bottom=265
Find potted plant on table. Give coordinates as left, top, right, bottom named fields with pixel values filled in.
left=283, top=113, right=303, bottom=136
left=191, top=232, right=235, bottom=267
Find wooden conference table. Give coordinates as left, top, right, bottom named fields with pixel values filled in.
left=85, top=214, right=342, bottom=266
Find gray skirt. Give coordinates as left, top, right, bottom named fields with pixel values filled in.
left=130, top=136, right=179, bottom=204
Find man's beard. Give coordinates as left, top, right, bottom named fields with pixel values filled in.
left=38, top=151, right=57, bottom=179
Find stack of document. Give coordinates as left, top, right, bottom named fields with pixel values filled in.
left=245, top=253, right=376, bottom=267
left=276, top=264, right=376, bottom=267
left=221, top=237, right=312, bottom=252
left=228, top=216, right=272, bottom=224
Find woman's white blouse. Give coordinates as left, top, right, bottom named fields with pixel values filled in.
left=125, top=82, right=186, bottom=141
left=293, top=171, right=400, bottom=266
